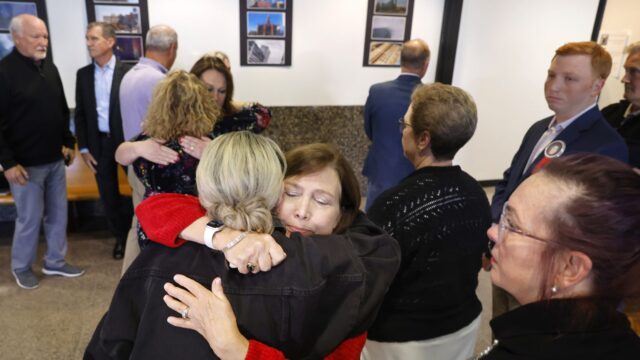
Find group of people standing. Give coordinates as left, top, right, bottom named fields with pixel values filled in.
left=1, top=12, right=640, bottom=360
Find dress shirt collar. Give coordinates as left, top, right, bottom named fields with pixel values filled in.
left=548, top=102, right=597, bottom=131
left=94, top=54, right=115, bottom=71
left=399, top=72, right=421, bottom=79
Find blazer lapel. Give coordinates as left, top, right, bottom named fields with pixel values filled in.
left=86, top=65, right=98, bottom=120
left=524, top=107, right=599, bottom=177
left=109, top=60, right=124, bottom=121
left=515, top=120, right=548, bottom=178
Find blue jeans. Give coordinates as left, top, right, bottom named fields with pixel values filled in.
left=10, top=160, right=68, bottom=272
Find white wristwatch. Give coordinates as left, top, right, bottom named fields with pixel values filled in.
left=204, top=220, right=224, bottom=250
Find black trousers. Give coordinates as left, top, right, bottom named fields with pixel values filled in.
left=95, top=134, right=133, bottom=245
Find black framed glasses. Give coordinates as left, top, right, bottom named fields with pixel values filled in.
left=398, top=117, right=411, bottom=132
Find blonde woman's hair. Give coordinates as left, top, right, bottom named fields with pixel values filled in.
left=196, top=132, right=286, bottom=233
left=142, top=70, right=220, bottom=141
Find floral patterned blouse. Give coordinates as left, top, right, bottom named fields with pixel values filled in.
left=133, top=103, right=271, bottom=245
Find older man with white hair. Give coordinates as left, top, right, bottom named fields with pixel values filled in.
left=0, top=14, right=84, bottom=289
left=602, top=41, right=640, bottom=168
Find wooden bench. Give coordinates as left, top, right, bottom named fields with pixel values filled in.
left=0, top=149, right=131, bottom=205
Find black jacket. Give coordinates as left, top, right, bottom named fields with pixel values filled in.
left=0, top=49, right=74, bottom=168
left=84, top=212, right=401, bottom=359
left=74, top=58, right=131, bottom=155
left=602, top=100, right=640, bottom=168
left=480, top=298, right=640, bottom=359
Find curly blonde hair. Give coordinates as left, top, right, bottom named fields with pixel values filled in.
left=196, top=132, right=286, bottom=233
left=142, top=70, right=220, bottom=141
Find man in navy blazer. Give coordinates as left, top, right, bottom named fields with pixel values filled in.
left=363, top=39, right=430, bottom=210
left=490, top=41, right=628, bottom=316
left=75, top=22, right=132, bottom=259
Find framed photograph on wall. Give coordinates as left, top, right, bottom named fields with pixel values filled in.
left=363, top=0, right=415, bottom=67
left=247, top=11, right=285, bottom=38
left=94, top=5, right=142, bottom=33
left=0, top=0, right=49, bottom=61
left=85, top=0, right=149, bottom=63
left=240, top=0, right=292, bottom=66
left=248, top=0, right=285, bottom=10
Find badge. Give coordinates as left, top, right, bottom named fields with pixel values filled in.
left=544, top=140, right=566, bottom=158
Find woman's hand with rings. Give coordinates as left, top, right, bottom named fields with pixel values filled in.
left=179, top=136, right=211, bottom=160
left=218, top=229, right=287, bottom=275
left=164, top=275, right=249, bottom=359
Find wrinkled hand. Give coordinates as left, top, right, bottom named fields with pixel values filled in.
left=218, top=229, right=287, bottom=274
left=62, top=146, right=75, bottom=166
left=81, top=152, right=98, bottom=173
left=3, top=164, right=29, bottom=185
left=164, top=275, right=249, bottom=360
left=179, top=136, right=211, bottom=160
left=139, top=138, right=179, bottom=165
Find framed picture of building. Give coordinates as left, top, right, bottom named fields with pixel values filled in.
left=85, top=0, right=149, bottom=63
left=0, top=0, right=49, bottom=61
left=363, top=0, right=414, bottom=67
left=240, top=0, right=292, bottom=66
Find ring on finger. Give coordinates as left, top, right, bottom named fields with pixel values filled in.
left=180, top=306, right=190, bottom=319
left=246, top=262, right=256, bottom=273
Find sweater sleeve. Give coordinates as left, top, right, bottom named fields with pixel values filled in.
left=135, top=193, right=205, bottom=247
left=245, top=332, right=367, bottom=360
left=325, top=332, right=367, bottom=360
left=245, top=340, right=286, bottom=360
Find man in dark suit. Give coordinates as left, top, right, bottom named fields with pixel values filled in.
left=602, top=41, right=640, bottom=168
left=490, top=41, right=628, bottom=316
left=362, top=39, right=430, bottom=210
left=75, top=22, right=132, bottom=259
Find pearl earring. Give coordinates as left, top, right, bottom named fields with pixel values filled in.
left=551, top=286, right=558, bottom=294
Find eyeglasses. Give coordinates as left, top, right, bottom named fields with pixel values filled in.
left=496, top=202, right=552, bottom=245
left=398, top=117, right=412, bottom=132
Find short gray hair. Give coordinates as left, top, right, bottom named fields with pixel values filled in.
left=145, top=25, right=177, bottom=52
left=625, top=41, right=640, bottom=57
left=409, top=83, right=477, bottom=160
left=8, top=14, right=27, bottom=37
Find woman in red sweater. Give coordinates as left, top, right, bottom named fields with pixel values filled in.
left=136, top=142, right=375, bottom=359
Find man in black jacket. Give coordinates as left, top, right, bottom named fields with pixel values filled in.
left=0, top=14, right=84, bottom=289
left=75, top=22, right=133, bottom=259
left=602, top=41, right=640, bottom=168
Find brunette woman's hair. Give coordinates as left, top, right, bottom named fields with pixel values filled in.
left=536, top=153, right=640, bottom=302
left=285, top=144, right=361, bottom=233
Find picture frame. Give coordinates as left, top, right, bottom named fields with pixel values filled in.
left=247, top=11, right=285, bottom=38
left=247, top=39, right=285, bottom=65
left=371, top=15, right=406, bottom=41
left=114, top=35, right=143, bottom=61
left=247, top=0, right=285, bottom=10
left=0, top=1, right=36, bottom=30
left=94, top=5, right=142, bottom=34
left=85, top=0, right=149, bottom=63
left=363, top=0, right=415, bottom=67
left=240, top=0, right=292, bottom=66
left=368, top=41, right=402, bottom=65
left=0, top=32, right=13, bottom=58
left=0, top=0, right=49, bottom=61
left=373, top=0, right=408, bottom=15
